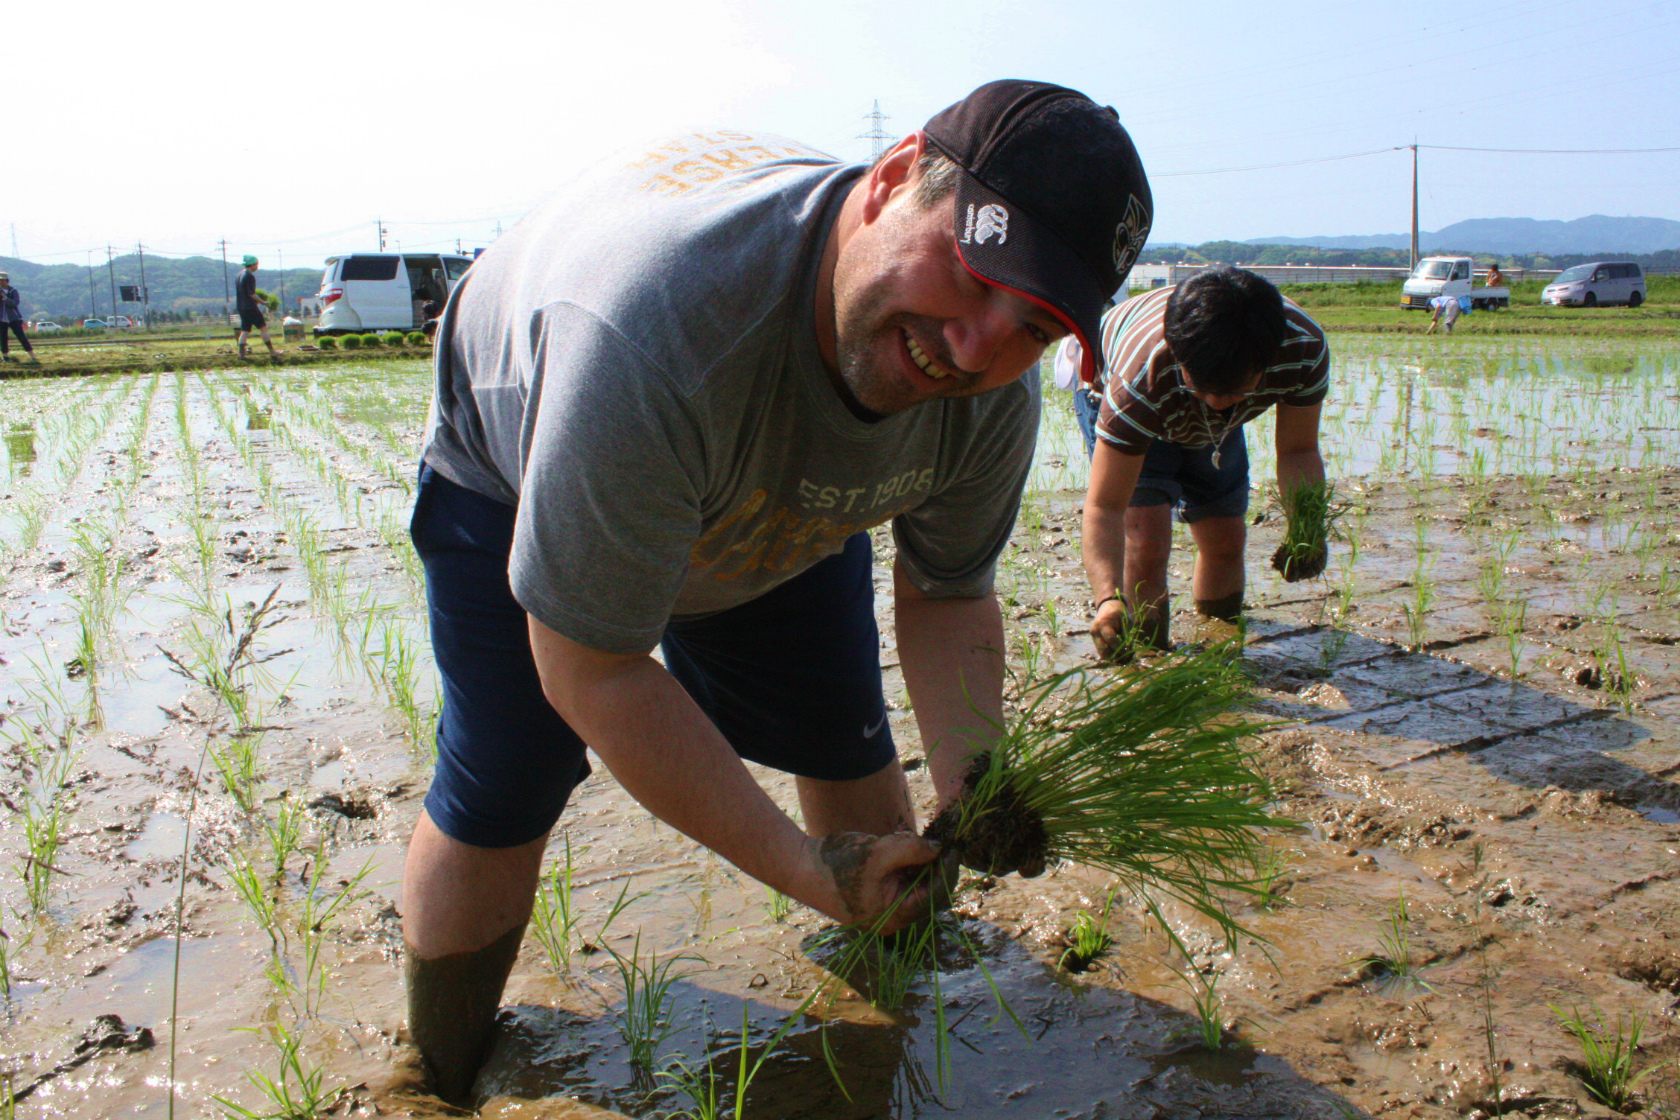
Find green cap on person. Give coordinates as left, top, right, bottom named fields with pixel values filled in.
left=243, top=255, right=258, bottom=267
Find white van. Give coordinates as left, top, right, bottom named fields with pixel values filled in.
left=1541, top=261, right=1647, bottom=308
left=314, top=253, right=474, bottom=334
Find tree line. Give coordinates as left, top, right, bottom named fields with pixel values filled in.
left=1142, top=242, right=1680, bottom=272
left=0, top=253, right=326, bottom=321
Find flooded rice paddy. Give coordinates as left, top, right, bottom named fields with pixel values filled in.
left=1, top=336, right=1677, bottom=1119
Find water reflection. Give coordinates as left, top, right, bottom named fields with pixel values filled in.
left=6, top=421, right=36, bottom=473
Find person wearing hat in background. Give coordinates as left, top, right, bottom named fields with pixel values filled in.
left=234, top=254, right=276, bottom=359
left=1053, top=333, right=1101, bottom=457
left=403, top=79, right=1152, bottom=1103
left=0, top=273, right=38, bottom=363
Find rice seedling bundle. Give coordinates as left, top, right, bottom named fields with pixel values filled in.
left=924, top=643, right=1285, bottom=946
left=1272, top=479, right=1342, bottom=581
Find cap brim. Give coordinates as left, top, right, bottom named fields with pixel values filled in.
left=949, top=174, right=1106, bottom=383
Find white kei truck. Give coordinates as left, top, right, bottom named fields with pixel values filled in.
left=1399, top=256, right=1511, bottom=311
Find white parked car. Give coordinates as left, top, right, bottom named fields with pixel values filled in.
left=31, top=321, right=63, bottom=333
left=1541, top=262, right=1647, bottom=308
left=314, top=253, right=474, bottom=335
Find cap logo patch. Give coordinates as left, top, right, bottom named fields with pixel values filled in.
left=1112, top=194, right=1150, bottom=275
left=974, top=204, right=1009, bottom=245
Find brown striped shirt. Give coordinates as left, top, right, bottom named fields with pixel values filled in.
left=1094, top=285, right=1329, bottom=456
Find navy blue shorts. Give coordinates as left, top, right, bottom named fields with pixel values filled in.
left=1131, top=429, right=1250, bottom=523
left=410, top=463, right=896, bottom=849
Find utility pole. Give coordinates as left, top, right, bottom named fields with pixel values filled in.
left=106, top=246, right=118, bottom=323
left=8, top=224, right=15, bottom=259
left=1409, top=143, right=1419, bottom=271
left=859, top=99, right=892, bottom=162
left=456, top=238, right=462, bottom=255
left=219, top=239, right=232, bottom=321
left=136, top=242, right=151, bottom=329
left=278, top=248, right=285, bottom=312
left=377, top=219, right=388, bottom=251
left=87, top=251, right=97, bottom=318
left=493, top=221, right=503, bottom=240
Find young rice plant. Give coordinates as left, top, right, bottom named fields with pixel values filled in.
left=923, top=642, right=1285, bottom=949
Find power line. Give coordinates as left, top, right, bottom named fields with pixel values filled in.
left=1419, top=143, right=1680, bottom=155
left=1157, top=140, right=1679, bottom=178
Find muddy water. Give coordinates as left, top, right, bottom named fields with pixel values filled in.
left=0, top=349, right=1677, bottom=1119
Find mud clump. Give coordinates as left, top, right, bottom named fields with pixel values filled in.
left=1616, top=942, right=1680, bottom=993
left=922, top=754, right=1049, bottom=879
left=1271, top=540, right=1327, bottom=582
left=310, top=790, right=380, bottom=820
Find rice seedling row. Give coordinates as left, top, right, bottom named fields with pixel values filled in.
left=0, top=340, right=1675, bottom=1118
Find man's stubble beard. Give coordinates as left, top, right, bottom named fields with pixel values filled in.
left=834, top=301, right=990, bottom=418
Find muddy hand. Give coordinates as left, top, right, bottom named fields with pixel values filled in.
left=1089, top=597, right=1132, bottom=660
left=817, top=831, right=943, bottom=934
left=1272, top=541, right=1328, bottom=582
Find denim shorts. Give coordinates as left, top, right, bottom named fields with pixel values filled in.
left=1072, top=388, right=1101, bottom=460
left=1131, top=429, right=1251, bottom=523
left=410, top=463, right=896, bottom=849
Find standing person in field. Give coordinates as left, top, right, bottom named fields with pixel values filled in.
left=1053, top=333, right=1101, bottom=457
left=0, top=273, right=37, bottom=363
left=1485, top=262, right=1505, bottom=290
left=403, top=80, right=1152, bottom=1104
left=234, top=254, right=276, bottom=359
left=1082, top=266, right=1328, bottom=657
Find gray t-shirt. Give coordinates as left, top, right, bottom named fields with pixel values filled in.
left=423, top=130, right=1040, bottom=655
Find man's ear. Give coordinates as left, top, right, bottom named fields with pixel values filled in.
left=859, top=132, right=928, bottom=225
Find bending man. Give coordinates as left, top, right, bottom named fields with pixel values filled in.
left=407, top=80, right=1153, bottom=1104
left=1083, top=266, right=1328, bottom=656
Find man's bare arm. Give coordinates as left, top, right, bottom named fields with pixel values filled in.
left=892, top=561, right=1005, bottom=807
left=1273, top=402, right=1329, bottom=580
left=526, top=616, right=939, bottom=931
left=1275, top=401, right=1325, bottom=492
left=1082, top=440, right=1147, bottom=654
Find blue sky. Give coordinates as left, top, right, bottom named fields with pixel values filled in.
left=9, top=0, right=1678, bottom=268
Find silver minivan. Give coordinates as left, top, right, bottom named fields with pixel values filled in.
left=314, top=253, right=475, bottom=334
left=1541, top=261, right=1648, bottom=308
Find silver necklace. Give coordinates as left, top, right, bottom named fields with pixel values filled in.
left=1209, top=406, right=1240, bottom=469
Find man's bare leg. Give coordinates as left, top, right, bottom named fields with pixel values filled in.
left=1188, top=515, right=1247, bottom=621
left=402, top=810, right=548, bottom=1105
left=1120, top=503, right=1174, bottom=649
left=796, top=759, right=916, bottom=838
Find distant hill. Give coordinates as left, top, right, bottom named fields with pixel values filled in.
left=0, top=254, right=327, bottom=321
left=1245, top=215, right=1680, bottom=256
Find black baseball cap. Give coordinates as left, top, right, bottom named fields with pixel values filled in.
left=924, top=79, right=1152, bottom=382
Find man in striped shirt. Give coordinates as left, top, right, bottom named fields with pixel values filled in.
left=1082, top=266, right=1329, bottom=656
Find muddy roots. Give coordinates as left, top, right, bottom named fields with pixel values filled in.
left=923, top=754, right=1049, bottom=879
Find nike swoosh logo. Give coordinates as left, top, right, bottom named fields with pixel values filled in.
left=862, top=714, right=888, bottom=739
